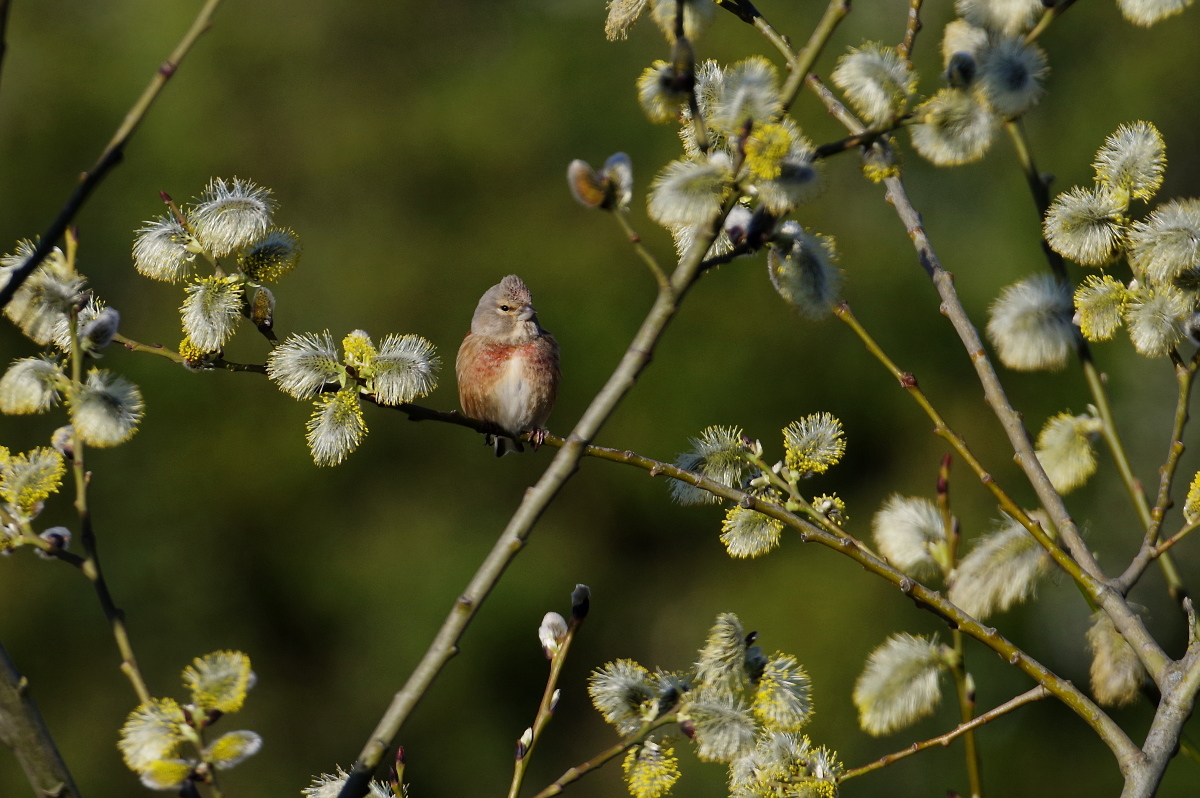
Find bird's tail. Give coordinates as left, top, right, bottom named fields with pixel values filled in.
left=488, top=434, right=524, bottom=457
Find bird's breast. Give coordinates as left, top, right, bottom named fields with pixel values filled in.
left=457, top=335, right=559, bottom=434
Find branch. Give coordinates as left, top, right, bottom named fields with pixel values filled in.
left=833, top=301, right=1088, bottom=589
left=507, top=610, right=582, bottom=798
left=0, top=638, right=83, bottom=798
left=67, top=313, right=152, bottom=705
left=1026, top=0, right=1079, bottom=43
left=0, top=0, right=225, bottom=310
left=528, top=713, right=678, bottom=798
left=1116, top=352, right=1199, bottom=594
left=779, top=0, right=850, bottom=113
left=1003, top=119, right=1189, bottom=604
left=121, top=360, right=1140, bottom=771
left=334, top=188, right=745, bottom=797
left=878, top=171, right=1169, bottom=685
left=1126, top=599, right=1200, bottom=798
left=896, top=0, right=923, bottom=66
left=714, top=1, right=795, bottom=62
left=523, top=437, right=1139, bottom=767
left=839, top=686, right=1050, bottom=782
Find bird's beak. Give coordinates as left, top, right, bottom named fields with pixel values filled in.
left=518, top=304, right=536, bottom=322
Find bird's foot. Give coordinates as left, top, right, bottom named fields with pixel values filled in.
left=529, top=428, right=549, bottom=451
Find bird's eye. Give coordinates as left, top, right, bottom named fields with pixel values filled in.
left=500, top=305, right=510, bottom=312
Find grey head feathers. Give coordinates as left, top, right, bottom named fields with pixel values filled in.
left=470, top=274, right=545, bottom=341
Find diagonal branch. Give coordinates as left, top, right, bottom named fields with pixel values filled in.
left=0, top=0, right=225, bottom=310
left=794, top=70, right=1171, bottom=687
left=334, top=193, right=746, bottom=797
left=521, top=436, right=1139, bottom=768
left=0, top=638, right=83, bottom=798
left=839, top=686, right=1049, bottom=782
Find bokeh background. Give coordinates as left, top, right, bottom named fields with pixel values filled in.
left=1, top=0, right=1199, bottom=796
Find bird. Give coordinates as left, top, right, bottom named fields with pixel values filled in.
left=456, top=275, right=560, bottom=456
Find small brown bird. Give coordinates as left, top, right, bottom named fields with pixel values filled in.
left=456, top=275, right=560, bottom=456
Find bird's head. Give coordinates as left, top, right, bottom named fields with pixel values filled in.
left=471, top=274, right=544, bottom=341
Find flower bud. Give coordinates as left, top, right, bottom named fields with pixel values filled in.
left=538, top=611, right=568, bottom=659
left=82, top=307, right=120, bottom=352
left=571, top=584, right=591, bottom=621
left=567, top=160, right=607, bottom=208
left=251, top=286, right=276, bottom=331
left=515, top=727, right=533, bottom=760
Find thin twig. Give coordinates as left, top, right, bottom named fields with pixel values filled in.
left=950, top=630, right=983, bottom=798
left=115, top=333, right=186, bottom=364
left=1003, top=120, right=1067, bottom=281
left=68, top=309, right=152, bottom=705
left=896, top=0, right=923, bottom=66
left=507, top=616, right=581, bottom=798
left=1156, top=521, right=1200, bottom=557
left=839, top=687, right=1050, bottom=782
left=938, top=457, right=982, bottom=798
left=613, top=212, right=669, bottom=291
left=522, top=437, right=1137, bottom=765
left=0, top=0, right=226, bottom=310
left=528, top=714, right=678, bottom=798
left=800, top=70, right=1171, bottom=691
left=1026, top=0, right=1079, bottom=43
left=779, top=0, right=850, bottom=113
left=833, top=302, right=1084, bottom=585
left=1146, top=353, right=1198, bottom=547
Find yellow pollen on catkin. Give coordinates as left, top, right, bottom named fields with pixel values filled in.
left=744, top=123, right=791, bottom=181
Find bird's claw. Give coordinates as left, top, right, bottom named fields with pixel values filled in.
left=529, top=428, right=549, bottom=451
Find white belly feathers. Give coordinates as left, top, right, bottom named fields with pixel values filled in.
left=492, top=353, right=534, bottom=433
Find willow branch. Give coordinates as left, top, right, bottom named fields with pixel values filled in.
left=613, top=212, right=669, bottom=291
left=779, top=0, right=850, bottom=113
left=839, top=686, right=1050, bottom=782
left=813, top=115, right=912, bottom=160
left=800, top=71, right=1169, bottom=684
left=1116, top=353, right=1199, bottom=593
left=507, top=617, right=581, bottom=798
left=68, top=314, right=152, bottom=705
left=523, top=437, right=1138, bottom=767
left=0, top=0, right=225, bottom=309
left=1131, top=600, right=1200, bottom=798
left=880, top=171, right=1169, bottom=684
left=833, top=302, right=1085, bottom=586
left=114, top=334, right=267, bottom=374
left=1145, top=354, right=1198, bottom=548
left=1005, top=119, right=1188, bottom=604
left=1003, top=120, right=1068, bottom=281
left=896, top=0, right=923, bottom=66
left=713, top=0, right=796, bottom=60
left=0, top=638, right=83, bottom=798
left=334, top=182, right=744, bottom=797
left=1026, top=0, right=1079, bottom=43
left=121, top=350, right=1138, bottom=770
left=1155, top=521, right=1200, bottom=557
left=950, top=633, right=983, bottom=798
left=529, top=714, right=678, bottom=798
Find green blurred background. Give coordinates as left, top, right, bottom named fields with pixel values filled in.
left=1, top=0, right=1199, bottom=795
